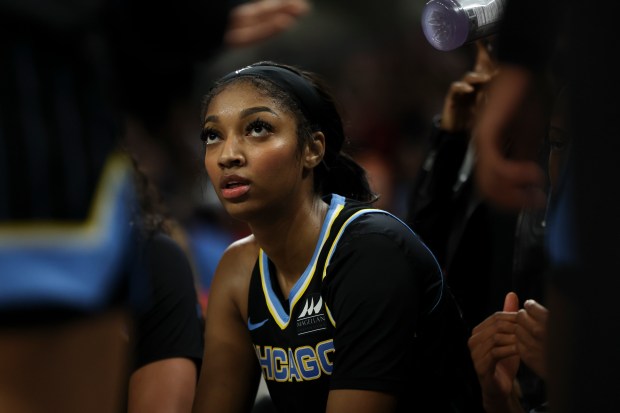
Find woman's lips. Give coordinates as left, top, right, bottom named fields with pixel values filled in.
left=221, top=184, right=250, bottom=199
left=220, top=175, right=250, bottom=200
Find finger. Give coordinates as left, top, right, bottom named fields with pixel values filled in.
left=470, top=338, right=518, bottom=376
left=229, top=0, right=310, bottom=28
left=474, top=39, right=497, bottom=74
left=503, top=292, right=519, bottom=312
left=514, top=322, right=536, bottom=347
left=523, top=299, right=549, bottom=323
left=225, top=0, right=310, bottom=47
left=448, top=80, right=476, bottom=95
left=490, top=344, right=519, bottom=360
left=461, top=71, right=492, bottom=87
left=470, top=330, right=517, bottom=351
left=515, top=332, right=547, bottom=379
left=471, top=311, right=518, bottom=335
left=517, top=309, right=547, bottom=341
left=469, top=327, right=518, bottom=368
left=225, top=15, right=298, bottom=46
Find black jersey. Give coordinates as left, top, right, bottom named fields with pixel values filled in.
left=0, top=0, right=229, bottom=325
left=247, top=194, right=480, bottom=413
left=131, top=232, right=204, bottom=371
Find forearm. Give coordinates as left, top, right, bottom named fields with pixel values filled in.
left=128, top=358, right=197, bottom=413
left=482, top=385, right=526, bottom=413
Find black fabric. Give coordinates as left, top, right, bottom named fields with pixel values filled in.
left=407, top=120, right=518, bottom=332
left=0, top=0, right=230, bottom=221
left=493, top=0, right=620, bottom=410
left=130, top=232, right=204, bottom=372
left=247, top=195, right=482, bottom=413
left=0, top=11, right=118, bottom=220
left=326, top=214, right=482, bottom=413
left=406, top=117, right=469, bottom=266
left=548, top=0, right=620, bottom=409
left=0, top=0, right=228, bottom=325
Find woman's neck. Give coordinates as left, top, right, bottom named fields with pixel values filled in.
left=250, top=195, right=329, bottom=297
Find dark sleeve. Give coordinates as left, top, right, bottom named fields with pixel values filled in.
left=132, top=233, right=204, bottom=371
left=406, top=116, right=469, bottom=267
left=323, top=216, right=439, bottom=394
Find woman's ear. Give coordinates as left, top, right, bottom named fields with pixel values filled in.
left=303, top=131, right=325, bottom=169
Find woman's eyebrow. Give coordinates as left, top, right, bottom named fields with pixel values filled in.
left=240, top=106, right=278, bottom=118
left=203, top=106, right=278, bottom=125
left=204, top=115, right=218, bottom=124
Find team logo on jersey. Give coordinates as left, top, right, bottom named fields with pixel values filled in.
left=297, top=294, right=327, bottom=335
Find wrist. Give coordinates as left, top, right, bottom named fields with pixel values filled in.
left=482, top=391, right=524, bottom=413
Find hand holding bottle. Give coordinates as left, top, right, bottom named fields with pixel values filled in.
left=440, top=40, right=497, bottom=133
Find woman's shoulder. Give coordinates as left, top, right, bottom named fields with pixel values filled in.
left=340, top=206, right=409, bottom=237
left=209, top=235, right=259, bottom=318
left=219, top=234, right=260, bottom=273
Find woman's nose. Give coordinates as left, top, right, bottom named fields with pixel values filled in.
left=217, top=135, right=245, bottom=169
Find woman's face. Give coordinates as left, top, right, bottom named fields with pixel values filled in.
left=202, top=81, right=306, bottom=222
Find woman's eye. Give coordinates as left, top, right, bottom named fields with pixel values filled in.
left=548, top=127, right=569, bottom=152
left=246, top=119, right=273, bottom=137
left=549, top=140, right=565, bottom=151
left=200, top=128, right=221, bottom=145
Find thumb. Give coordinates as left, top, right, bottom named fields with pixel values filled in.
left=503, top=291, right=519, bottom=312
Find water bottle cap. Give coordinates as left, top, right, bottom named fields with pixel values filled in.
left=421, top=0, right=470, bottom=51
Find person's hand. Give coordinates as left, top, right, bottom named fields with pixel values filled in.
left=515, top=299, right=549, bottom=379
left=225, top=0, right=311, bottom=47
left=473, top=65, right=547, bottom=211
left=441, top=40, right=497, bottom=132
left=468, top=292, right=522, bottom=413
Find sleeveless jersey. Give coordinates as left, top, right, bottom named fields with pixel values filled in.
left=247, top=194, right=472, bottom=413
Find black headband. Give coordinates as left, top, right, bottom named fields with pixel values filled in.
left=217, top=64, right=344, bottom=166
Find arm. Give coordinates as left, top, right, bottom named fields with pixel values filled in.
left=326, top=390, right=397, bottom=413
left=468, top=292, right=524, bottom=413
left=472, top=0, right=558, bottom=212
left=324, top=234, right=406, bottom=413
left=192, top=238, right=262, bottom=413
left=128, top=358, right=197, bottom=413
left=407, top=41, right=496, bottom=264
left=323, top=217, right=435, bottom=413
left=473, top=66, right=548, bottom=211
left=129, top=233, right=204, bottom=413
left=224, top=0, right=311, bottom=47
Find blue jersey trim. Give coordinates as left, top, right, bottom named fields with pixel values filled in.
left=260, top=194, right=345, bottom=329
left=0, top=155, right=136, bottom=311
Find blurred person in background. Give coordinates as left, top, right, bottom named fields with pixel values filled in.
left=467, top=85, right=572, bottom=413
left=0, top=1, right=309, bottom=412
left=472, top=0, right=620, bottom=410
left=122, top=144, right=205, bottom=413
left=407, top=39, right=519, bottom=333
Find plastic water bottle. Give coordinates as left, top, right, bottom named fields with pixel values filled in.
left=421, top=0, right=507, bottom=51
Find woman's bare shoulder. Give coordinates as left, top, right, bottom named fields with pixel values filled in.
left=220, top=234, right=259, bottom=271
left=209, top=234, right=259, bottom=314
